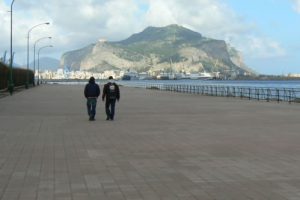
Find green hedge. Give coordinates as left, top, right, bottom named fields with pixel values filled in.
left=0, top=62, right=34, bottom=90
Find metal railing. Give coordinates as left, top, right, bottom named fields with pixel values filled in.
left=120, top=82, right=300, bottom=104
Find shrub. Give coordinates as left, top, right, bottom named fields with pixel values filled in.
left=0, top=62, right=34, bottom=90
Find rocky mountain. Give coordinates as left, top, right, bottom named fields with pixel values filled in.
left=60, top=24, right=254, bottom=75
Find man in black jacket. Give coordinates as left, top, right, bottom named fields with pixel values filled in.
left=84, top=77, right=100, bottom=121
left=102, top=76, right=120, bottom=121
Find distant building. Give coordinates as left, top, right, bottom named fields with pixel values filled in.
left=98, top=38, right=107, bottom=43
left=288, top=73, right=300, bottom=78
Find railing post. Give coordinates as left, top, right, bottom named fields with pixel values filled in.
left=248, top=88, right=251, bottom=100
left=233, top=87, right=235, bottom=97
left=240, top=88, right=243, bottom=99
left=226, top=87, right=229, bottom=97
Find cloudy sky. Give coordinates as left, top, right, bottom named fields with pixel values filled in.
left=1, top=0, right=300, bottom=75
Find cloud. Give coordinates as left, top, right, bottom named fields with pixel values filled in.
left=0, top=0, right=286, bottom=65
left=292, top=0, right=300, bottom=12
left=145, top=0, right=244, bottom=36
left=233, top=36, right=286, bottom=59
left=144, top=0, right=285, bottom=59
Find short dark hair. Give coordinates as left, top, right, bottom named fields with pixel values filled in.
left=108, top=76, right=113, bottom=80
left=89, top=76, right=95, bottom=83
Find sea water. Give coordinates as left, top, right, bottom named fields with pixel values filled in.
left=117, top=79, right=300, bottom=89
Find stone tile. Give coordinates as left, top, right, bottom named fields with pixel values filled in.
left=1, top=85, right=300, bottom=200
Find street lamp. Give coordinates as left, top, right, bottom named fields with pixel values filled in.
left=33, top=36, right=51, bottom=86
left=37, top=45, right=53, bottom=85
left=26, top=22, right=50, bottom=89
left=8, top=0, right=15, bottom=95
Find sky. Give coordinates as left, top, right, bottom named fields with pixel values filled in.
left=1, top=0, right=300, bottom=75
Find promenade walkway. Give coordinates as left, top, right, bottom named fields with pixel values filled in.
left=0, top=84, right=300, bottom=200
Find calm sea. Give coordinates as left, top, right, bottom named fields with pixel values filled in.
left=48, top=79, right=300, bottom=99
left=117, top=80, right=300, bottom=89
left=47, top=79, right=300, bottom=89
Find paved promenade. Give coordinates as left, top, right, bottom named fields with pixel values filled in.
left=0, top=84, right=300, bottom=200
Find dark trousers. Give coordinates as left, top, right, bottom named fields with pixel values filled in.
left=105, top=99, right=116, bottom=120
left=87, top=98, right=97, bottom=119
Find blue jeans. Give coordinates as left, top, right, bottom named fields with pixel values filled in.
left=87, top=98, right=97, bottom=119
left=105, top=99, right=116, bottom=120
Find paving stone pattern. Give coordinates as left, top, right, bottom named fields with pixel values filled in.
left=0, top=84, right=300, bottom=200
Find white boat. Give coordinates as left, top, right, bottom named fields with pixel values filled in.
left=189, top=72, right=213, bottom=80
left=139, top=72, right=152, bottom=80
left=157, top=73, right=176, bottom=80
left=199, top=71, right=213, bottom=80
left=122, top=71, right=139, bottom=80
left=189, top=73, right=201, bottom=79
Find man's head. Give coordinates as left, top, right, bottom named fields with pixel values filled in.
left=89, top=76, right=95, bottom=83
left=108, top=76, right=113, bottom=80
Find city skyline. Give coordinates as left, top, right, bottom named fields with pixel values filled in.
left=1, top=0, right=300, bottom=75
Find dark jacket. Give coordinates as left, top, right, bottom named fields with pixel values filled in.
left=102, top=82, right=120, bottom=101
left=84, top=78, right=100, bottom=98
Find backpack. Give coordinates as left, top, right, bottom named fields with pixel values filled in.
left=108, top=83, right=117, bottom=99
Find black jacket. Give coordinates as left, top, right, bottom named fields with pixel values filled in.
left=84, top=79, right=100, bottom=98
left=102, top=82, right=120, bottom=101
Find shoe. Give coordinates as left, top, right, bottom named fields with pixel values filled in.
left=89, top=116, right=95, bottom=121
left=106, top=117, right=110, bottom=120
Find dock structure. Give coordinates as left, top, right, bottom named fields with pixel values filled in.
left=0, top=84, right=300, bottom=200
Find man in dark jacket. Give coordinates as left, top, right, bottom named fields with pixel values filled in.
left=102, top=76, right=120, bottom=121
left=84, top=77, right=100, bottom=121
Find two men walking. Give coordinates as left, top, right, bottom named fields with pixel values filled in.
left=84, top=76, right=120, bottom=121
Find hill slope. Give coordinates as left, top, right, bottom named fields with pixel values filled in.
left=61, top=24, right=254, bottom=75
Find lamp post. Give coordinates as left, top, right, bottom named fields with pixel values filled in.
left=37, top=45, right=53, bottom=85
left=8, top=0, right=15, bottom=95
left=26, top=22, right=50, bottom=89
left=33, top=36, right=51, bottom=86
